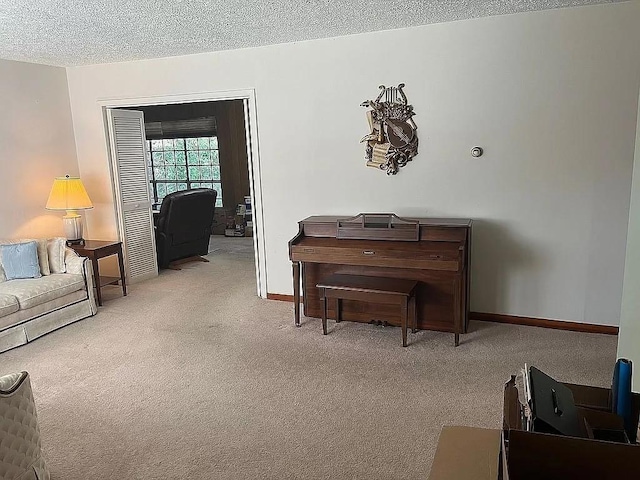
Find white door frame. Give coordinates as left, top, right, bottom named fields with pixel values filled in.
left=99, top=89, right=268, bottom=298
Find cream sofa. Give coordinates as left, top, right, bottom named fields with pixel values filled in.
left=0, top=241, right=97, bottom=354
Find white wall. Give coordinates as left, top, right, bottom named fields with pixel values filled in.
left=0, top=59, right=79, bottom=238
left=618, top=90, right=640, bottom=391
left=66, top=2, right=640, bottom=325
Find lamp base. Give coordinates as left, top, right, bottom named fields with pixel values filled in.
left=65, top=238, right=85, bottom=246
left=62, top=211, right=84, bottom=243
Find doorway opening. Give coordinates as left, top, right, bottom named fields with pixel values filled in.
left=103, top=90, right=266, bottom=297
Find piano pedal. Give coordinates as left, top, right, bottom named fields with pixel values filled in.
left=368, top=320, right=390, bottom=327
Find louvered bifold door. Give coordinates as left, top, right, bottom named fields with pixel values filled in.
left=106, top=108, right=158, bottom=283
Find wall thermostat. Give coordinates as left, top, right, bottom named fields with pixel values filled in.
left=471, top=147, right=483, bottom=158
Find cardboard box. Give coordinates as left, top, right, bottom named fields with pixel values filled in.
left=428, top=426, right=501, bottom=480
left=225, top=228, right=245, bottom=237
left=211, top=209, right=227, bottom=235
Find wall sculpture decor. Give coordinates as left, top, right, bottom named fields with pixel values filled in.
left=361, top=83, right=418, bottom=175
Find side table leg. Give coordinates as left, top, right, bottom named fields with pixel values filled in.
left=91, top=256, right=102, bottom=307
left=293, top=262, right=301, bottom=327
left=335, top=298, right=341, bottom=323
left=117, top=246, right=127, bottom=297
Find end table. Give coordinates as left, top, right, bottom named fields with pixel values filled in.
left=68, top=240, right=127, bottom=306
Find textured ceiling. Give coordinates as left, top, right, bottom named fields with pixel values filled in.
left=0, top=0, right=627, bottom=67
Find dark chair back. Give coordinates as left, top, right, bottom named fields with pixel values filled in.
left=155, top=188, right=217, bottom=268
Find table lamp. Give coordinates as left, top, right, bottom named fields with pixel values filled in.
left=46, top=175, right=94, bottom=244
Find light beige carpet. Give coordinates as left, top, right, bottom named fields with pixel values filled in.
left=208, top=235, right=255, bottom=256
left=0, top=248, right=618, bottom=479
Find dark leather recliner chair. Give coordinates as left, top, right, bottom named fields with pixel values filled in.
left=154, top=188, right=217, bottom=269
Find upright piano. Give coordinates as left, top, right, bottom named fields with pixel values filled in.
left=288, top=214, right=472, bottom=343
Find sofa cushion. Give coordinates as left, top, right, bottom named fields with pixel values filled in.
left=0, top=371, right=23, bottom=391
left=0, top=290, right=88, bottom=333
left=0, top=293, right=19, bottom=318
left=0, top=274, right=85, bottom=310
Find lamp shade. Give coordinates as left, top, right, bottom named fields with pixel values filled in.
left=45, top=175, right=93, bottom=210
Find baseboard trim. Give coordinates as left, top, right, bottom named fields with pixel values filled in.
left=267, top=293, right=296, bottom=302
left=266, top=293, right=618, bottom=335
left=470, top=312, right=618, bottom=335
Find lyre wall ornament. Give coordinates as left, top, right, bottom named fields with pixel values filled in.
left=360, top=84, right=418, bottom=175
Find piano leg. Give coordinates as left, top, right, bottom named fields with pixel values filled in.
left=401, top=298, right=408, bottom=347
left=409, top=295, right=417, bottom=333
left=321, top=290, right=328, bottom=335
left=454, top=275, right=462, bottom=347
left=293, top=262, right=301, bottom=327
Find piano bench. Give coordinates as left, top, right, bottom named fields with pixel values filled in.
left=316, top=273, right=418, bottom=347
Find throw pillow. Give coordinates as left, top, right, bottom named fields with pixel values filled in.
left=26, top=239, right=50, bottom=276
left=47, top=237, right=67, bottom=274
left=0, top=239, right=50, bottom=278
left=1, top=241, right=42, bottom=280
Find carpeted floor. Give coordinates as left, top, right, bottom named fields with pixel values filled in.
left=0, top=246, right=618, bottom=479
left=208, top=235, right=255, bottom=257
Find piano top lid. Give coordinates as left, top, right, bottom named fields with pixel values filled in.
left=299, top=215, right=472, bottom=227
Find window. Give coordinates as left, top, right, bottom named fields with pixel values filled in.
left=146, top=136, right=223, bottom=208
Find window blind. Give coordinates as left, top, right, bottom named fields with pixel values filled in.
left=145, top=117, right=217, bottom=140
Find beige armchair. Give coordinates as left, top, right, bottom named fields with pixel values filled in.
left=0, top=372, right=50, bottom=480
